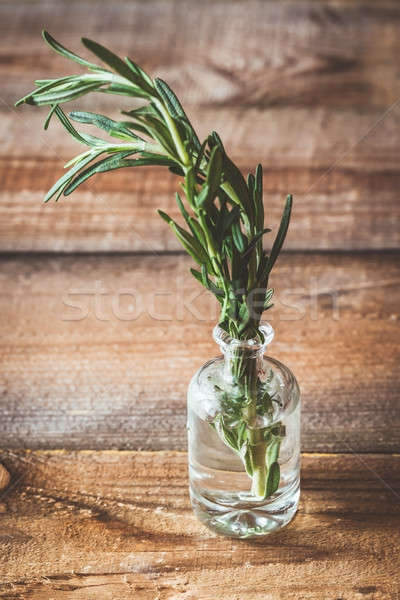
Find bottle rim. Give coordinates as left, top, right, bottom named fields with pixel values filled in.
left=213, top=322, right=274, bottom=353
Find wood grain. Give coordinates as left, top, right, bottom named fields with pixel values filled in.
left=1, top=4, right=399, bottom=593
left=2, top=0, right=400, bottom=111
left=1, top=1, right=400, bottom=251
left=0, top=465, right=10, bottom=491
left=0, top=450, right=399, bottom=599
left=2, top=104, right=400, bottom=251
left=0, top=251, right=399, bottom=452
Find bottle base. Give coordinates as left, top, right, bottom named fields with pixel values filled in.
left=190, top=481, right=300, bottom=539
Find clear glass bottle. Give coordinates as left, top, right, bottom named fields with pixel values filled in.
left=187, top=322, right=300, bottom=538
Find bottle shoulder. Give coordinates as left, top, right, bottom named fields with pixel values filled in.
left=188, top=354, right=300, bottom=422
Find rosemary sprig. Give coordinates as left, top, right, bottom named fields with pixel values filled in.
left=16, top=32, right=293, bottom=499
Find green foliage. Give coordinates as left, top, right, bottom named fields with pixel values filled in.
left=16, top=32, right=293, bottom=498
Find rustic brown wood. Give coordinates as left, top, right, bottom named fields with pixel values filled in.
left=2, top=104, right=400, bottom=251
left=0, top=450, right=399, bottom=599
left=1, top=4, right=399, bottom=592
left=0, top=252, right=399, bottom=452
left=1, top=1, right=400, bottom=251
left=0, top=465, right=10, bottom=491
left=3, top=0, right=400, bottom=111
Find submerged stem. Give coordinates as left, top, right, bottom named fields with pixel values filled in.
left=243, top=356, right=268, bottom=498
left=215, top=324, right=283, bottom=499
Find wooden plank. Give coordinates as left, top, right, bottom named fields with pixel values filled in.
left=0, top=450, right=399, bottom=599
left=1, top=106, right=400, bottom=252
left=2, top=0, right=400, bottom=111
left=0, top=252, right=399, bottom=452
left=1, top=1, right=400, bottom=251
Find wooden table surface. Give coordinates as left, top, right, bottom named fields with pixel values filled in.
left=0, top=1, right=399, bottom=598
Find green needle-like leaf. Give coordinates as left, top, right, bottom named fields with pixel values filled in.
left=265, top=194, right=292, bottom=275
left=124, top=57, right=155, bottom=93
left=221, top=205, right=241, bottom=235
left=81, top=37, right=147, bottom=90
left=26, top=81, right=104, bottom=106
left=154, top=78, right=201, bottom=150
left=43, top=104, right=58, bottom=129
left=69, top=110, right=142, bottom=141
left=154, top=77, right=185, bottom=119
left=242, top=228, right=272, bottom=259
left=53, top=106, right=90, bottom=145
left=63, top=151, right=137, bottom=195
left=42, top=30, right=109, bottom=72
left=232, top=222, right=247, bottom=253
left=207, top=145, right=223, bottom=198
left=265, top=462, right=280, bottom=497
left=44, top=150, right=104, bottom=202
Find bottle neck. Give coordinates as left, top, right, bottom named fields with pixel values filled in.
left=222, top=344, right=264, bottom=386
left=213, top=323, right=274, bottom=387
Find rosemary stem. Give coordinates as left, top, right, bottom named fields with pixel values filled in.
left=250, top=446, right=268, bottom=498
left=236, top=350, right=269, bottom=498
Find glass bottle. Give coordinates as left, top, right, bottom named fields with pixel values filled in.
left=187, top=322, right=300, bottom=538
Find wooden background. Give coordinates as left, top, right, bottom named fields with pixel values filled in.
left=0, top=1, right=399, bottom=598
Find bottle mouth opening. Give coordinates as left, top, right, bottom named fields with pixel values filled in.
left=213, top=322, right=274, bottom=353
